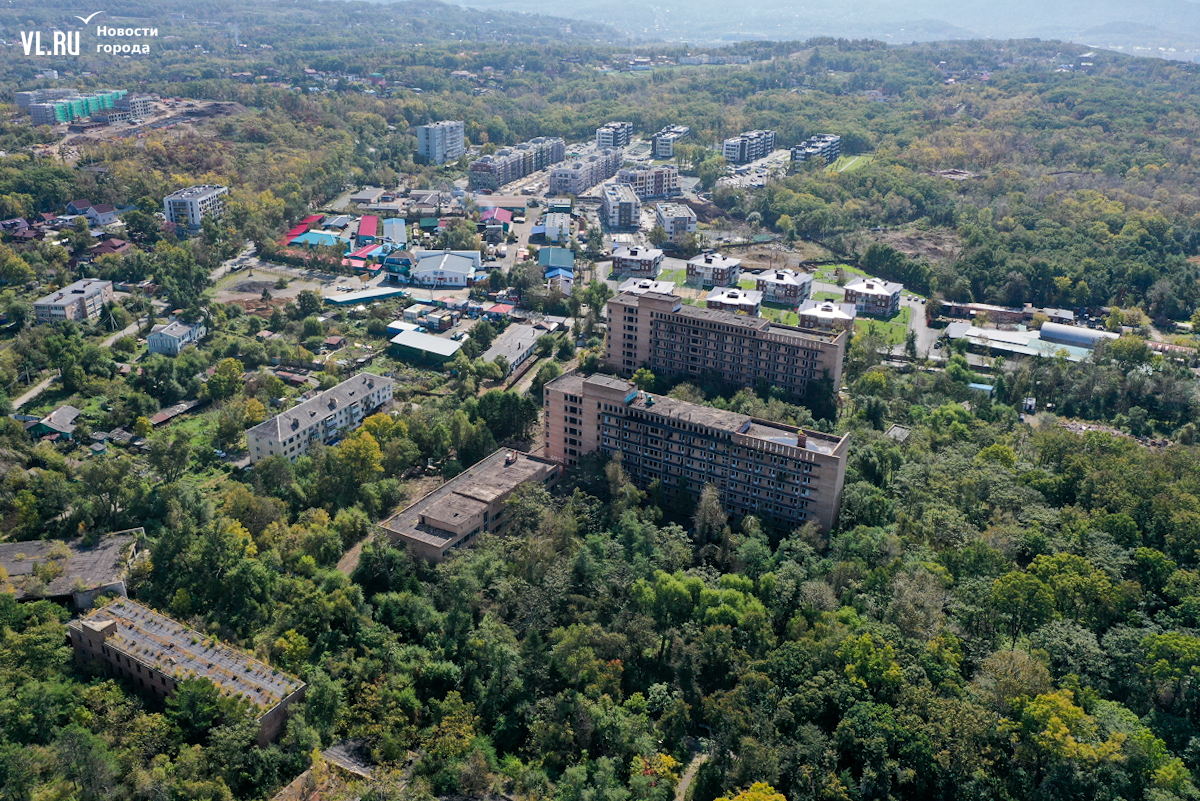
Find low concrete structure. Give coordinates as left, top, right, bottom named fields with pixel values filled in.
left=68, top=598, right=305, bottom=745
left=0, top=531, right=140, bottom=609
left=378, top=449, right=560, bottom=560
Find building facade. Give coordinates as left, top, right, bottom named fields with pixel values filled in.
left=797, top=300, right=857, bottom=332
left=601, top=184, right=641, bottom=230
left=650, top=125, right=690, bottom=158
left=548, top=148, right=623, bottom=195
left=416, top=120, right=466, bottom=165
left=706, top=287, right=762, bottom=316
left=687, top=252, right=742, bottom=287
left=604, top=290, right=846, bottom=398
left=596, top=121, right=633, bottom=148
left=610, top=245, right=663, bottom=278
left=843, top=277, right=903, bottom=317
left=616, top=165, right=681, bottom=199
left=467, top=137, right=566, bottom=191
left=163, top=185, right=228, bottom=230
left=246, top=373, right=394, bottom=463
left=654, top=202, right=697, bottom=244
left=722, top=129, right=776, bottom=164
left=25, top=89, right=126, bottom=125
left=754, top=269, right=813, bottom=304
left=378, top=449, right=560, bottom=560
left=34, top=279, right=114, bottom=323
left=543, top=373, right=849, bottom=531
left=68, top=599, right=305, bottom=746
left=148, top=320, right=206, bottom=356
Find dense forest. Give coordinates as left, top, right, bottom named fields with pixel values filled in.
left=5, top=12, right=1200, bottom=800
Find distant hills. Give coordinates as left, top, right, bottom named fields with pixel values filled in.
left=424, top=0, right=1200, bottom=58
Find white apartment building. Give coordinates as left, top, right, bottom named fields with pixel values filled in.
left=651, top=125, right=690, bottom=158
left=148, top=320, right=206, bottom=356
left=792, top=134, right=841, bottom=163
left=246, top=374, right=395, bottom=463
left=596, top=121, right=633, bottom=148
left=601, top=184, right=641, bottom=229
left=34, top=279, right=114, bottom=324
left=616, top=165, right=680, bottom=199
left=654, top=202, right=697, bottom=244
left=754, top=269, right=813, bottom=304
left=610, top=245, right=663, bottom=278
left=163, top=185, right=228, bottom=230
left=417, top=120, right=466, bottom=164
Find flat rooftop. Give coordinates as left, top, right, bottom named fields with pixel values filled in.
left=71, top=598, right=303, bottom=712
left=0, top=532, right=138, bottom=600
left=379, top=449, right=558, bottom=549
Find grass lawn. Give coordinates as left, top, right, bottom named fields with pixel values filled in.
left=658, top=268, right=689, bottom=284
left=737, top=279, right=757, bottom=290
left=829, top=154, right=875, bottom=173
left=813, top=290, right=843, bottom=302
left=854, top=306, right=912, bottom=346
left=760, top=304, right=800, bottom=326
left=813, top=263, right=868, bottom=283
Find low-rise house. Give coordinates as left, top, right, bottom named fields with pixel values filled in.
left=148, top=319, right=206, bottom=356
left=85, top=204, right=118, bottom=225
left=481, top=323, right=542, bottom=375
left=26, top=405, right=82, bottom=440
left=378, top=449, right=560, bottom=560
left=797, top=300, right=857, bottom=332
left=410, top=250, right=482, bottom=288
left=843, top=277, right=903, bottom=317
left=538, top=247, right=575, bottom=274
left=66, top=199, right=93, bottom=215
left=610, top=246, right=663, bottom=278
left=68, top=598, right=305, bottom=745
left=687, top=252, right=742, bottom=287
left=706, top=287, right=762, bottom=316
left=755, top=269, right=812, bottom=304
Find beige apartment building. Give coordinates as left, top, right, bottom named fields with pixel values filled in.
left=34, top=279, right=114, bottom=323
left=543, top=373, right=848, bottom=531
left=68, top=599, right=305, bottom=745
left=604, top=290, right=846, bottom=398
left=246, top=373, right=394, bottom=463
left=378, top=449, right=560, bottom=560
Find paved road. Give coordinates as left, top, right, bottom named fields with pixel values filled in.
left=12, top=375, right=55, bottom=410
left=102, top=318, right=144, bottom=348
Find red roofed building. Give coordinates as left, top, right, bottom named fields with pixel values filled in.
left=357, top=215, right=379, bottom=245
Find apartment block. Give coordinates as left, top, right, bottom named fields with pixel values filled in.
left=604, top=290, right=846, bottom=398
left=722, top=129, right=776, bottom=164
left=754, top=269, right=813, bottom=304
left=706, top=287, right=762, bottom=316
left=596, top=121, right=633, bottom=148
left=25, top=89, right=126, bottom=125
left=651, top=125, right=690, bottom=158
left=543, top=373, right=849, bottom=531
left=548, top=148, right=623, bottom=195
left=844, top=277, right=903, bottom=317
left=601, top=184, right=641, bottom=230
left=610, top=245, right=663, bottom=278
left=797, top=300, right=857, bottom=332
left=467, top=137, right=566, bottom=191
left=246, top=373, right=394, bottom=463
left=163, top=185, right=228, bottom=230
left=654, top=202, right=697, bottom=244
left=115, top=94, right=154, bottom=117
left=687, top=252, right=742, bottom=287
left=378, top=449, right=560, bottom=560
left=68, top=599, right=305, bottom=746
left=417, top=120, right=466, bottom=164
left=616, top=165, right=681, bottom=199
left=34, top=279, right=114, bottom=323
left=791, top=134, right=841, bottom=163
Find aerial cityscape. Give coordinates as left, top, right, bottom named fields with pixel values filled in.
left=2, top=1, right=1200, bottom=800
